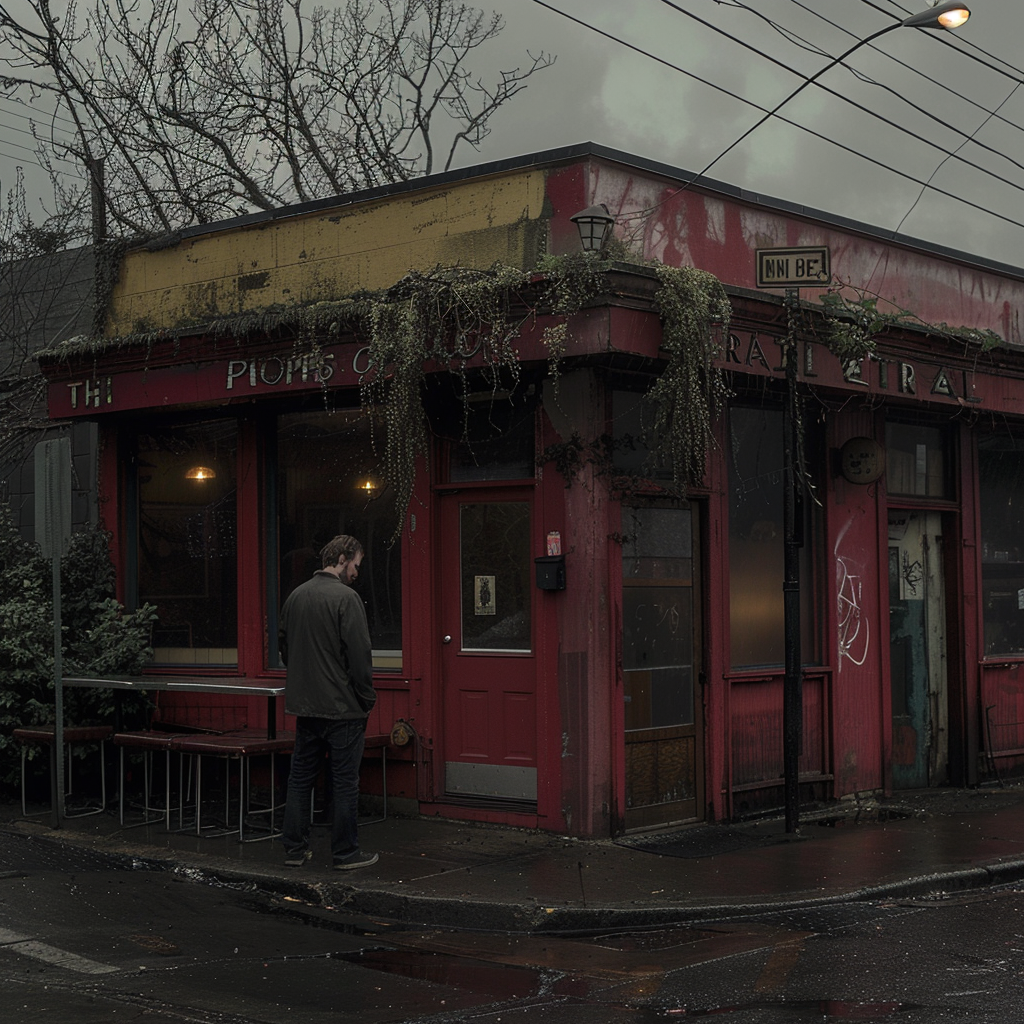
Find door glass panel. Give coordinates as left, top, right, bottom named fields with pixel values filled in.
left=460, top=502, right=531, bottom=652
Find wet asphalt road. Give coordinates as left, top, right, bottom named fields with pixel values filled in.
left=2, top=827, right=1024, bottom=1022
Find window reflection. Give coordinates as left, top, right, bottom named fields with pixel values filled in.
left=979, top=436, right=1024, bottom=656
left=275, top=410, right=402, bottom=668
left=728, top=406, right=819, bottom=669
left=138, top=419, right=238, bottom=665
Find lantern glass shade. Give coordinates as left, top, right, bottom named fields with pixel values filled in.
left=570, top=204, right=614, bottom=252
left=185, top=465, right=216, bottom=481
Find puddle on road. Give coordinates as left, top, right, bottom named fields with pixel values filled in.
left=332, top=948, right=921, bottom=1022
left=334, top=947, right=606, bottom=1003
left=335, top=948, right=547, bottom=1001
left=583, top=926, right=734, bottom=951
left=674, top=1000, right=919, bottom=1019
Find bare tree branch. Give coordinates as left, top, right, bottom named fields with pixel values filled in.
left=0, top=0, right=555, bottom=237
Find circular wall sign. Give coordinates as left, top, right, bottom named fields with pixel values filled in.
left=840, top=437, right=885, bottom=484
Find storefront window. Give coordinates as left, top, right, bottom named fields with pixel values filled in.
left=137, top=419, right=238, bottom=665
left=979, top=436, right=1024, bottom=656
left=274, top=410, right=402, bottom=669
left=885, top=421, right=952, bottom=498
left=728, top=406, right=819, bottom=669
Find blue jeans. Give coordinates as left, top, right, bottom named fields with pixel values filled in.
left=282, top=716, right=366, bottom=863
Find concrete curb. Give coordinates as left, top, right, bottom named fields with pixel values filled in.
left=7, top=815, right=1024, bottom=935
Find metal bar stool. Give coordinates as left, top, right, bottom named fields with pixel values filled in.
left=112, top=731, right=190, bottom=829
left=12, top=725, right=113, bottom=818
left=169, top=732, right=294, bottom=841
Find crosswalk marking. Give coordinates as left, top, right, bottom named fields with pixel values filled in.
left=0, top=927, right=119, bottom=975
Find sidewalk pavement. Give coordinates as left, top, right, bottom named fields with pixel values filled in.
left=4, top=786, right=1024, bottom=934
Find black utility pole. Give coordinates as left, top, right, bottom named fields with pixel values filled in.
left=782, top=289, right=803, bottom=834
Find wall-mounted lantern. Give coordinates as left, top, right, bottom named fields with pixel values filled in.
left=570, top=203, right=615, bottom=253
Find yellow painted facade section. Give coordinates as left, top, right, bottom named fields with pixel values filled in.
left=109, top=170, right=550, bottom=336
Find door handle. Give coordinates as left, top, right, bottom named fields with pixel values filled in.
left=443, top=635, right=452, bottom=644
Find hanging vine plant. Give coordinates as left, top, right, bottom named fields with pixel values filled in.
left=358, top=264, right=532, bottom=541
left=646, top=262, right=732, bottom=491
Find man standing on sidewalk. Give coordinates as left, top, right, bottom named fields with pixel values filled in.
left=279, top=534, right=378, bottom=870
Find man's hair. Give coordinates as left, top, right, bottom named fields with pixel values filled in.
left=320, top=534, right=364, bottom=569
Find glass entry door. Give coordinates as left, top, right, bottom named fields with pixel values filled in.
left=440, top=491, right=537, bottom=802
left=622, top=505, right=703, bottom=830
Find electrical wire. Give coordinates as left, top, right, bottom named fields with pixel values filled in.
left=527, top=0, right=1024, bottom=232
left=652, top=0, right=1024, bottom=194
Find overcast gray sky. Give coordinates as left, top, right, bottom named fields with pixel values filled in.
left=0, top=1, right=1019, bottom=269
left=462, top=0, right=1023, bottom=270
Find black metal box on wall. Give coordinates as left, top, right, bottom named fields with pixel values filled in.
left=535, top=555, right=566, bottom=591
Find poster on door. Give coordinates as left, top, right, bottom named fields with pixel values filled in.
left=474, top=575, right=496, bottom=615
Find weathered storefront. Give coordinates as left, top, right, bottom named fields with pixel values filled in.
left=40, top=143, right=1024, bottom=836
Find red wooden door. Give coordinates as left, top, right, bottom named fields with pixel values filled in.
left=439, top=490, right=537, bottom=803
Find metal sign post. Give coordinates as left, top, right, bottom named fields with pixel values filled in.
left=35, top=438, right=72, bottom=828
left=755, top=249, right=831, bottom=834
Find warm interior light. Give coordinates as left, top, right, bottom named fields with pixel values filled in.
left=358, top=477, right=377, bottom=495
left=185, top=465, right=216, bottom=481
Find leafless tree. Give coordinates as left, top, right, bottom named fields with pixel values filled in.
left=0, top=0, right=554, bottom=238
left=0, top=169, right=94, bottom=534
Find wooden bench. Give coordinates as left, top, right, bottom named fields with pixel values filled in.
left=12, top=725, right=113, bottom=818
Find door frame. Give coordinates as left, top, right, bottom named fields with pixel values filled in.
left=435, top=483, right=542, bottom=807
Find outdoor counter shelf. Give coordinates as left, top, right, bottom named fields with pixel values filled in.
left=63, top=676, right=286, bottom=739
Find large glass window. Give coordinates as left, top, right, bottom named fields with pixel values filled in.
left=137, top=419, right=238, bottom=665
left=728, top=406, right=819, bottom=669
left=275, top=410, right=402, bottom=668
left=979, top=435, right=1024, bottom=656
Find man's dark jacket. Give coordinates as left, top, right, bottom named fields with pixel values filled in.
left=278, top=571, right=376, bottom=719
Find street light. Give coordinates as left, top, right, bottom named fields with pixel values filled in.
left=907, top=2, right=970, bottom=30
left=769, top=2, right=970, bottom=837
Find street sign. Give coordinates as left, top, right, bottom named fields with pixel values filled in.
left=756, top=246, right=831, bottom=289
left=34, top=437, right=72, bottom=559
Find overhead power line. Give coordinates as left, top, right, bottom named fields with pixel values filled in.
left=527, top=0, right=1024, bottom=232
left=653, top=0, right=1024, bottom=193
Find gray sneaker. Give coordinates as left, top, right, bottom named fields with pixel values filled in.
left=284, top=849, right=313, bottom=867
left=333, top=851, right=379, bottom=870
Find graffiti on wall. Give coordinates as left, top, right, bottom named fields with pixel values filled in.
left=836, top=519, right=870, bottom=671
